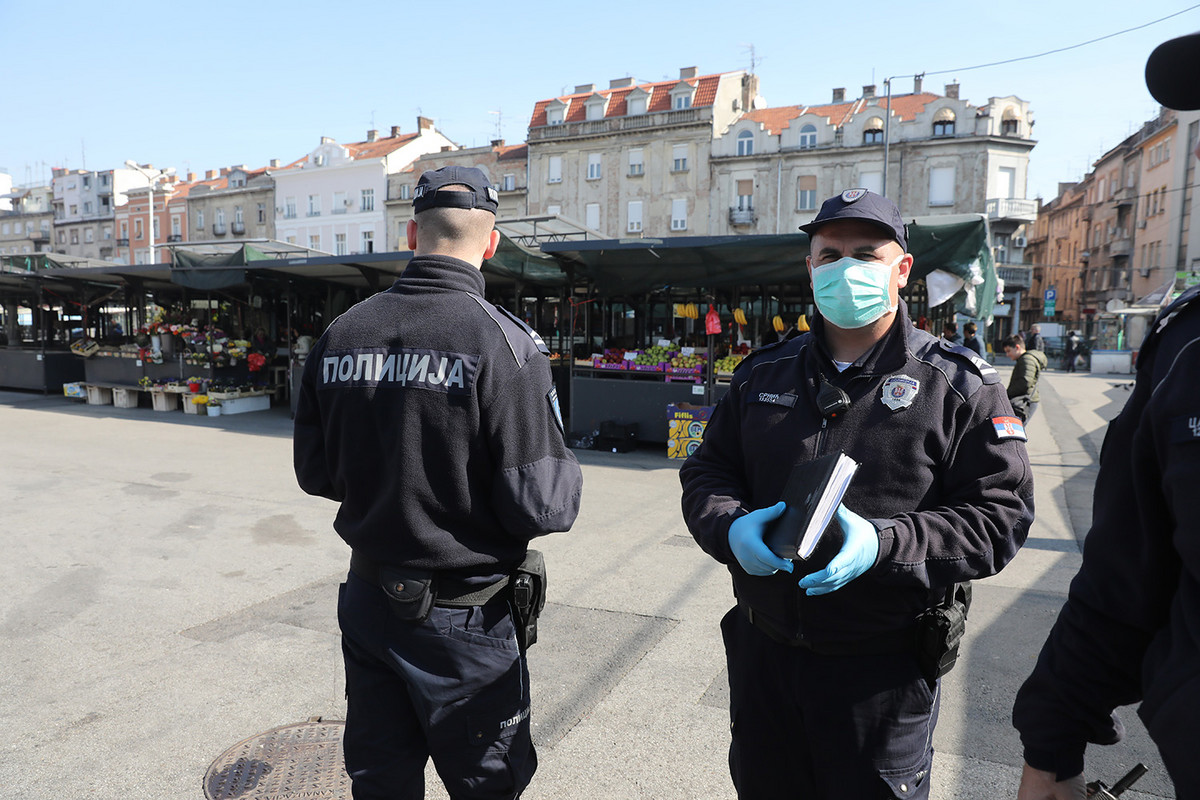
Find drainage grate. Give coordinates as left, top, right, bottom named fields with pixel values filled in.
left=204, top=719, right=351, bottom=800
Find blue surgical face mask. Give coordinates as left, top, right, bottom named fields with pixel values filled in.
left=810, top=255, right=902, bottom=329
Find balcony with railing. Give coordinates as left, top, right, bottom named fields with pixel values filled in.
left=117, top=237, right=130, bottom=247
left=213, top=223, right=227, bottom=235
left=985, top=197, right=1039, bottom=222
left=728, top=207, right=756, bottom=227
left=1110, top=238, right=1132, bottom=257
left=528, top=106, right=710, bottom=142
left=231, top=221, right=245, bottom=235
left=1111, top=186, right=1137, bottom=206
left=167, top=234, right=183, bottom=243
left=997, top=265, right=1033, bottom=289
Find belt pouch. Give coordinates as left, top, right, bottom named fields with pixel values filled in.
left=512, top=550, right=547, bottom=650
left=915, top=583, right=971, bottom=682
left=379, top=566, right=436, bottom=623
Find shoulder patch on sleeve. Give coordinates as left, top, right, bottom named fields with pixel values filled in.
left=992, top=415, right=1028, bottom=442
left=937, top=338, right=1000, bottom=385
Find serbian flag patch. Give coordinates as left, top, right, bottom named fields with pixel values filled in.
left=992, top=416, right=1027, bottom=442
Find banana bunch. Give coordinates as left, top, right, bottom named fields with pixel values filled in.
left=673, top=303, right=700, bottom=319
left=772, top=315, right=785, bottom=332
left=797, top=314, right=810, bottom=332
left=733, top=307, right=748, bottom=326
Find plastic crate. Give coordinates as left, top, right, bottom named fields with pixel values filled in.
left=112, top=388, right=139, bottom=408
left=85, top=385, right=113, bottom=405
left=150, top=391, right=179, bottom=412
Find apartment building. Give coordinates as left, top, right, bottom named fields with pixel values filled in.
left=0, top=185, right=54, bottom=258
left=271, top=119, right=456, bottom=255
left=711, top=80, right=1037, bottom=245
left=1023, top=183, right=1088, bottom=331
left=526, top=67, right=758, bottom=237
left=51, top=167, right=153, bottom=261
left=186, top=163, right=294, bottom=249
left=384, top=139, right=528, bottom=250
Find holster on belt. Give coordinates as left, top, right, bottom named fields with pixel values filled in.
left=914, top=582, right=971, bottom=684
left=511, top=550, right=547, bottom=652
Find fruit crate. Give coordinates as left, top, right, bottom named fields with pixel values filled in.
left=629, top=362, right=665, bottom=372
left=592, top=358, right=627, bottom=370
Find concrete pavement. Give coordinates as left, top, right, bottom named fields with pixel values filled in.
left=0, top=363, right=1170, bottom=799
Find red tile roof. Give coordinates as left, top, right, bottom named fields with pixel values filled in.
left=497, top=143, right=527, bottom=161
left=345, top=132, right=421, bottom=160
left=743, top=93, right=946, bottom=134
left=529, top=72, right=727, bottom=128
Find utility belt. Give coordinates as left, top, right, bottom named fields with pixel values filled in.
left=739, top=581, right=971, bottom=683
left=350, top=550, right=547, bottom=651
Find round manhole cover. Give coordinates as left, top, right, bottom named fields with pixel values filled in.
left=204, top=719, right=351, bottom=799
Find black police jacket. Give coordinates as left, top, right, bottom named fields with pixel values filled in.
left=1013, top=285, right=1200, bottom=787
left=680, top=303, right=1034, bottom=646
left=293, top=254, right=583, bottom=575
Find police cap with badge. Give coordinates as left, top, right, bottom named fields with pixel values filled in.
left=412, top=165, right=500, bottom=215
left=800, top=188, right=908, bottom=252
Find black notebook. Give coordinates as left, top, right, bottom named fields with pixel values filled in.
left=764, top=451, right=860, bottom=561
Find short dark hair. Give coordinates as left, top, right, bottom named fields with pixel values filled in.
left=964, top=322, right=977, bottom=335
left=943, top=321, right=957, bottom=333
left=1001, top=334, right=1024, bottom=350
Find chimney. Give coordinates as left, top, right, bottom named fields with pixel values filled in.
left=440, top=145, right=453, bottom=152
left=366, top=129, right=378, bottom=142
left=863, top=84, right=876, bottom=99
left=416, top=116, right=434, bottom=131
left=832, top=87, right=845, bottom=103
left=574, top=83, right=595, bottom=94
left=320, top=136, right=334, bottom=144
left=391, top=125, right=402, bottom=137
left=945, top=82, right=960, bottom=99
left=269, top=159, right=280, bottom=168
left=491, top=139, right=505, bottom=149
left=186, top=172, right=196, bottom=182
left=206, top=170, right=218, bottom=180
left=610, top=77, right=635, bottom=89
left=914, top=75, right=923, bottom=94
left=679, top=66, right=698, bottom=79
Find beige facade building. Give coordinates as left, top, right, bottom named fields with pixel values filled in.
left=525, top=67, right=759, bottom=238
left=385, top=140, right=528, bottom=250
left=0, top=186, right=54, bottom=259
left=186, top=164, right=287, bottom=249
left=1024, top=183, right=1089, bottom=331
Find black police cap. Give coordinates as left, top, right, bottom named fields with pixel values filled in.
left=800, top=188, right=908, bottom=251
left=412, top=165, right=499, bottom=215
left=1145, top=32, right=1200, bottom=111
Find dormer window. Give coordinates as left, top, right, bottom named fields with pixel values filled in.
left=1001, top=107, right=1020, bottom=136
left=674, top=94, right=692, bottom=110
left=670, top=82, right=695, bottom=110
left=933, top=108, right=956, bottom=137
left=627, top=93, right=647, bottom=116
left=584, top=93, right=608, bottom=121
left=799, top=124, right=818, bottom=149
left=545, top=100, right=566, bottom=126
left=863, top=117, right=884, bottom=145
left=737, top=130, right=754, bottom=156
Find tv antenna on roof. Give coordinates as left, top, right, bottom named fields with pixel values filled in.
left=488, top=109, right=503, bottom=141
left=741, top=43, right=759, bottom=74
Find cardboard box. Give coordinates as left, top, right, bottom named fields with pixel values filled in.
left=667, top=403, right=714, bottom=460
left=63, top=382, right=86, bottom=399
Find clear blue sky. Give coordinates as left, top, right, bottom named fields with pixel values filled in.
left=2, top=0, right=1197, bottom=202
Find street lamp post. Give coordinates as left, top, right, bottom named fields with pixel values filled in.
left=124, top=161, right=171, bottom=265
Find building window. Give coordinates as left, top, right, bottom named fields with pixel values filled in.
left=798, top=124, right=819, bottom=149
left=1001, top=107, right=1020, bottom=136
left=585, top=98, right=605, bottom=121
left=674, top=93, right=692, bottom=110
left=859, top=171, right=883, bottom=196
left=929, top=166, right=956, bottom=206
left=737, top=130, right=754, bottom=156
left=308, top=234, right=320, bottom=251
left=502, top=174, right=515, bottom=191
left=547, top=156, right=562, bottom=184
left=71, top=229, right=79, bottom=245
left=84, top=228, right=94, bottom=243
left=171, top=216, right=181, bottom=236
left=736, top=179, right=754, bottom=210
left=333, top=191, right=347, bottom=214
left=153, top=218, right=159, bottom=239
left=361, top=230, right=374, bottom=253
left=933, top=108, right=956, bottom=137
left=335, top=233, right=347, bottom=255
left=83, top=201, right=93, bottom=215
left=797, top=176, right=817, bottom=210
left=285, top=197, right=296, bottom=218
left=216, top=208, right=225, bottom=226
left=134, top=219, right=143, bottom=240
left=628, top=148, right=644, bottom=176
left=361, top=188, right=375, bottom=211
left=546, top=106, right=564, bottom=125
left=585, top=203, right=600, bottom=231
left=120, top=221, right=128, bottom=240
left=863, top=117, right=884, bottom=145
left=234, top=205, right=244, bottom=224
left=547, top=204, right=562, bottom=216
left=57, top=230, right=65, bottom=244
left=103, top=225, right=112, bottom=240
left=82, top=176, right=91, bottom=189
left=587, top=154, right=602, bottom=180
left=671, top=198, right=688, bottom=231
left=399, top=184, right=410, bottom=200
left=308, top=194, right=321, bottom=216
left=627, top=95, right=647, bottom=116
left=627, top=200, right=643, bottom=232
left=257, top=203, right=266, bottom=223
left=672, top=144, right=688, bottom=172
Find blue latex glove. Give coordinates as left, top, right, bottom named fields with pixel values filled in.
left=797, top=504, right=879, bottom=596
left=728, top=501, right=795, bottom=576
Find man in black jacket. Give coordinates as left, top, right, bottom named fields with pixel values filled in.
left=1012, top=31, right=1200, bottom=799
left=680, top=189, right=1034, bottom=799
left=294, top=166, right=583, bottom=800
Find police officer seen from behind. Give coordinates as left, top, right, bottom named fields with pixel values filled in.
left=1012, top=31, right=1200, bottom=799
left=294, top=165, right=584, bottom=800
left=680, top=189, right=1034, bottom=800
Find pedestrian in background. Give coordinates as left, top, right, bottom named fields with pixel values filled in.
left=680, top=188, right=1034, bottom=800
left=963, top=321, right=987, bottom=359
left=1063, top=330, right=1081, bottom=373
left=1012, top=30, right=1200, bottom=800
left=294, top=166, right=583, bottom=800
left=942, top=320, right=962, bottom=345
left=1003, top=333, right=1047, bottom=424
left=1026, top=323, right=1046, bottom=353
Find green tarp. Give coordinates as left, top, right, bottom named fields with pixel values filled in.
left=170, top=245, right=273, bottom=290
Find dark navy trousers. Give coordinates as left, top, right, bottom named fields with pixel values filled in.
left=338, top=569, right=535, bottom=800
left=722, top=607, right=939, bottom=800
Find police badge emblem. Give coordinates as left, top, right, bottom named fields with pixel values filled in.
left=841, top=188, right=867, bottom=203
left=881, top=375, right=920, bottom=411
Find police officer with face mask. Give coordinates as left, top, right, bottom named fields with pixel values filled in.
left=680, top=189, right=1034, bottom=800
